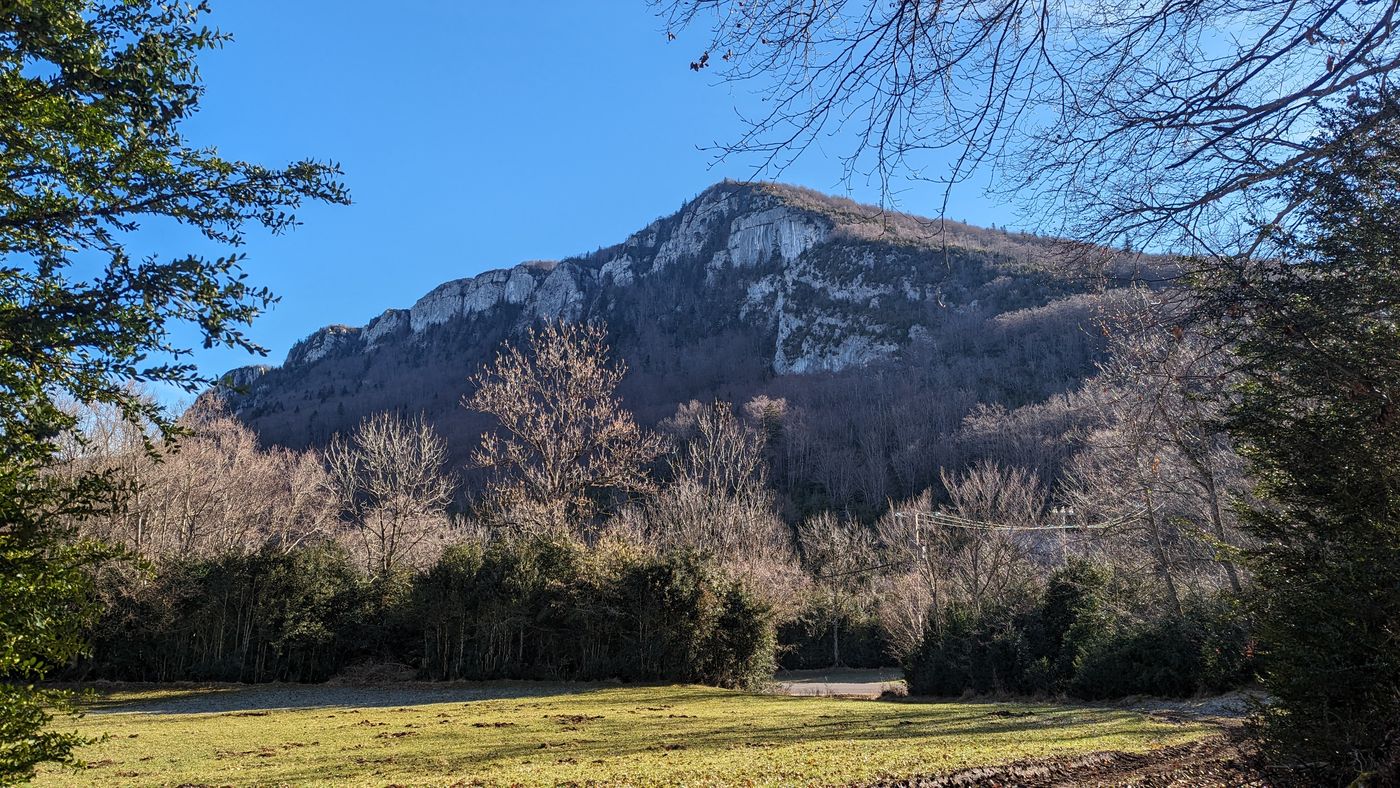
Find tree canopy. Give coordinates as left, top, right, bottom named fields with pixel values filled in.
left=0, top=1, right=347, bottom=779
left=659, top=0, right=1400, bottom=248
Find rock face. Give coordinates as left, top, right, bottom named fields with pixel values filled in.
left=363, top=309, right=409, bottom=348
left=285, top=325, right=360, bottom=368
left=219, top=364, right=270, bottom=391
left=253, top=181, right=938, bottom=377
left=216, top=180, right=1119, bottom=463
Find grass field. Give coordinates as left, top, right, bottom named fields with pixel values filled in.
left=34, top=683, right=1215, bottom=786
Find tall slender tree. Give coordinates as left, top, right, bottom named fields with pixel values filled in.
left=1195, top=90, right=1400, bottom=779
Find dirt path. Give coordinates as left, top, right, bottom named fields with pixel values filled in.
left=774, top=668, right=905, bottom=698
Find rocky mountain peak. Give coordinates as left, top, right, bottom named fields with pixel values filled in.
left=209, top=181, right=1139, bottom=518
left=234, top=181, right=863, bottom=381
left=215, top=181, right=1114, bottom=462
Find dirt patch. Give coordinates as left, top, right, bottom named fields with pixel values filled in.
left=548, top=714, right=604, bottom=725
left=1111, top=691, right=1259, bottom=724
left=864, top=732, right=1283, bottom=787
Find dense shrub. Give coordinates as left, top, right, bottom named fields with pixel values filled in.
left=905, top=561, right=1255, bottom=699
left=414, top=538, right=594, bottom=681
left=78, top=539, right=777, bottom=690
left=82, top=544, right=368, bottom=682
left=1070, top=617, right=1206, bottom=699
left=905, top=606, right=1030, bottom=695
left=1069, top=601, right=1254, bottom=700
left=415, top=539, right=774, bottom=687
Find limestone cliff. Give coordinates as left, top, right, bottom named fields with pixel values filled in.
left=217, top=180, right=1122, bottom=483
left=227, top=181, right=1042, bottom=385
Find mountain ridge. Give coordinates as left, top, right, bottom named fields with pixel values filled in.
left=216, top=180, right=1131, bottom=515
left=226, top=180, right=1078, bottom=386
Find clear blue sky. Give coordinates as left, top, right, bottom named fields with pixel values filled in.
left=155, top=1, right=1013, bottom=399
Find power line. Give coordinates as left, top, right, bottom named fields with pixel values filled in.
left=894, top=507, right=1150, bottom=533
left=813, top=508, right=1156, bottom=581
left=815, top=559, right=913, bottom=580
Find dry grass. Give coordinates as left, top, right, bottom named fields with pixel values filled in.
left=35, top=683, right=1215, bottom=786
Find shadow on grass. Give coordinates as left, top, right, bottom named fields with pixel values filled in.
left=253, top=701, right=1185, bottom=785
left=74, top=680, right=609, bottom=715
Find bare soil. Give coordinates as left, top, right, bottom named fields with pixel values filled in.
left=868, top=731, right=1283, bottom=787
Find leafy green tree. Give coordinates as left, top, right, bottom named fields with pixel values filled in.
left=1196, top=89, right=1400, bottom=780
left=0, top=1, right=347, bottom=780
left=0, top=476, right=109, bottom=783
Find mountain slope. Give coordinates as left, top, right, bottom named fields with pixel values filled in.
left=218, top=181, right=1132, bottom=515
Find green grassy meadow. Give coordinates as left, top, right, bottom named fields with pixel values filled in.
left=34, top=684, right=1214, bottom=786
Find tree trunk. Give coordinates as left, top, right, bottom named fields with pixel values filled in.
left=1142, top=486, right=1184, bottom=617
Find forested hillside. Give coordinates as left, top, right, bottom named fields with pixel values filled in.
left=219, top=181, right=1159, bottom=518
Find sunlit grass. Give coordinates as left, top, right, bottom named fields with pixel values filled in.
left=36, top=684, right=1213, bottom=786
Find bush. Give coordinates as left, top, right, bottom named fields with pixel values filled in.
left=415, top=539, right=776, bottom=688
left=904, top=561, right=1256, bottom=700
left=1068, top=598, right=1256, bottom=700
left=694, top=583, right=778, bottom=688
left=413, top=537, right=599, bottom=680
left=1069, top=617, right=1203, bottom=699
left=778, top=606, right=893, bottom=670
left=905, top=606, right=1036, bottom=696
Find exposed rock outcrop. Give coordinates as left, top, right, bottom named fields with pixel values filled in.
left=285, top=324, right=360, bottom=368
left=255, top=181, right=925, bottom=378
left=363, top=309, right=410, bottom=348
left=219, top=364, right=271, bottom=391
left=215, top=181, right=1133, bottom=469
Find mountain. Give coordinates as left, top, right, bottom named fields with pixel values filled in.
left=218, top=181, right=1140, bottom=516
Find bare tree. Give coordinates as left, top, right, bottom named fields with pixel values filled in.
left=464, top=322, right=664, bottom=537
left=663, top=399, right=770, bottom=502
left=797, top=511, right=879, bottom=666
left=874, top=493, right=942, bottom=660
left=264, top=447, right=338, bottom=553
left=657, top=0, right=1400, bottom=248
left=1062, top=391, right=1192, bottom=616
left=653, top=399, right=777, bottom=553
left=612, top=399, right=800, bottom=603
left=54, top=395, right=160, bottom=554
left=935, top=461, right=1044, bottom=615
left=1095, top=289, right=1249, bottom=593
left=871, top=465, right=1044, bottom=656
left=326, top=411, right=455, bottom=577
left=64, top=396, right=336, bottom=560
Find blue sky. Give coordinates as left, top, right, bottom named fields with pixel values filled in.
left=152, top=1, right=1015, bottom=401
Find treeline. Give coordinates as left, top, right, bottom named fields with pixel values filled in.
left=229, top=232, right=1121, bottom=523
left=79, top=539, right=774, bottom=688
left=64, top=319, right=1256, bottom=701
